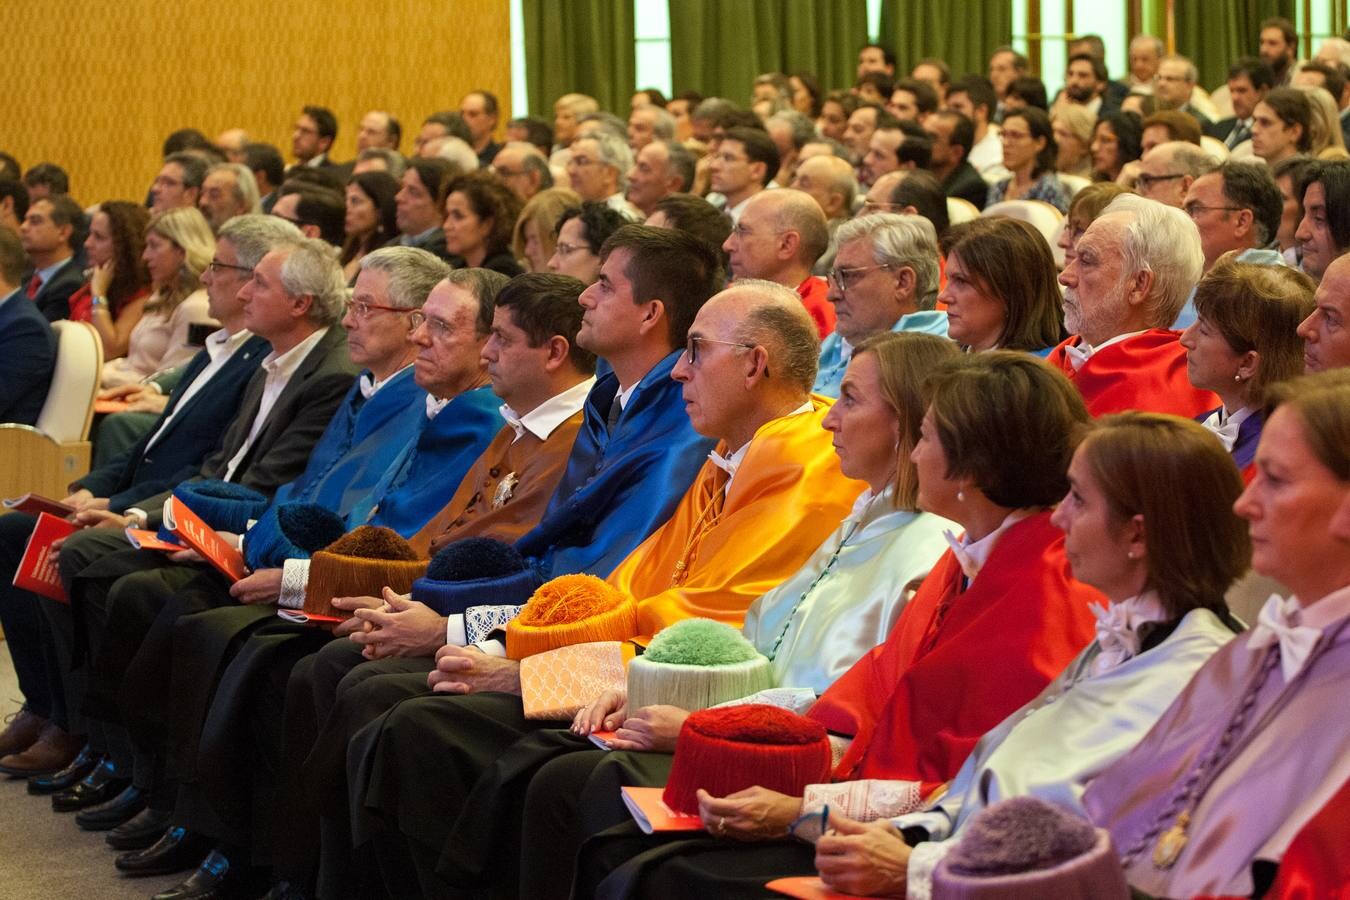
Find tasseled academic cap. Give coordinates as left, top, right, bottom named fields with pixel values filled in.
left=933, top=796, right=1130, bottom=900
left=662, top=705, right=831, bottom=815
left=504, top=573, right=638, bottom=660
left=627, top=618, right=773, bottom=714
left=170, top=480, right=269, bottom=534
left=243, top=502, right=347, bottom=571
left=410, top=538, right=539, bottom=616
left=301, top=526, right=427, bottom=622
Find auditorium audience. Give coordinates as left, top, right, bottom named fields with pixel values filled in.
left=8, top=28, right=1350, bottom=898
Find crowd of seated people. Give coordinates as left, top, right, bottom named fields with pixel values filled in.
left=1, top=19, right=1349, bottom=900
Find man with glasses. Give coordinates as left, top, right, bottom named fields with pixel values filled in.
left=722, top=189, right=834, bottom=337
left=813, top=213, right=950, bottom=396
left=150, top=153, right=207, bottom=214
left=1135, top=141, right=1218, bottom=209
left=567, top=132, right=642, bottom=220
left=288, top=105, right=339, bottom=174
left=0, top=216, right=296, bottom=781
left=345, top=278, right=866, bottom=900
left=29, top=234, right=357, bottom=844
left=491, top=142, right=552, bottom=202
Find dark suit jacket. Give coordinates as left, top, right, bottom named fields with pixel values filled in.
left=135, top=325, right=357, bottom=527
left=390, top=227, right=459, bottom=264
left=1181, top=103, right=1214, bottom=130
left=0, top=289, right=57, bottom=425
left=26, top=257, right=85, bottom=322
left=74, top=334, right=271, bottom=509
left=1103, top=80, right=1129, bottom=113
left=943, top=162, right=989, bottom=211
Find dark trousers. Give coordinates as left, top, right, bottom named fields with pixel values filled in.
left=0, top=511, right=66, bottom=725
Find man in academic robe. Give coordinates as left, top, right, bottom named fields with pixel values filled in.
left=1047, top=193, right=1218, bottom=417
left=82, top=259, right=504, bottom=876
left=813, top=214, right=949, bottom=398
left=0, top=215, right=294, bottom=780
left=344, top=279, right=867, bottom=899
left=270, top=225, right=725, bottom=898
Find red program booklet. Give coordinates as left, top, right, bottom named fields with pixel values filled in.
left=621, top=786, right=703, bottom=834
left=12, top=512, right=79, bottom=602
left=3, top=493, right=75, bottom=518
left=162, top=496, right=247, bottom=582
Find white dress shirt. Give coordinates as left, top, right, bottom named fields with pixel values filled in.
left=223, top=327, right=329, bottom=481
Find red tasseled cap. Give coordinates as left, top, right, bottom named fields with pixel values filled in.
left=662, top=705, right=832, bottom=815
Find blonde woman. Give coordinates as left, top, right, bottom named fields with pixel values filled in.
left=100, top=206, right=217, bottom=388
left=1051, top=104, right=1095, bottom=178
left=1295, top=84, right=1350, bottom=159
left=512, top=187, right=581, bottom=272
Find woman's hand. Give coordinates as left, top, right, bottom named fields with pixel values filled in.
left=696, top=786, right=803, bottom=842
left=571, top=689, right=628, bottom=735
left=609, top=705, right=689, bottom=753
left=89, top=261, right=113, bottom=298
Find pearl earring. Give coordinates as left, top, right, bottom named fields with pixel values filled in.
left=1127, top=550, right=1138, bottom=560
left=957, top=489, right=965, bottom=502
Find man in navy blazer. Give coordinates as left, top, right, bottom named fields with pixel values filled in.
left=0, top=226, right=56, bottom=425
left=0, top=215, right=301, bottom=778
left=19, top=195, right=85, bottom=322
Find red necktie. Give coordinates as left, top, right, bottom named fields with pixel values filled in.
left=26, top=273, right=41, bottom=298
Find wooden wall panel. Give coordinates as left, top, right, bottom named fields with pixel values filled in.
left=0, top=0, right=511, bottom=205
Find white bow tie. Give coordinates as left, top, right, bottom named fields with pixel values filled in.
left=1248, top=594, right=1322, bottom=682
left=1201, top=409, right=1242, bottom=452
left=1091, top=602, right=1142, bottom=675
left=943, top=529, right=981, bottom=581
left=1063, top=340, right=1094, bottom=371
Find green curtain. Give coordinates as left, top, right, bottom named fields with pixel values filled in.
left=878, top=0, right=1012, bottom=81
left=522, top=0, right=636, bottom=117
left=1173, top=0, right=1297, bottom=90
left=669, top=0, right=870, bottom=101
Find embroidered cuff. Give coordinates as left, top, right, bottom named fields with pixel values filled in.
left=464, top=604, right=524, bottom=645
left=801, top=780, right=924, bottom=822
left=278, top=558, right=311, bottom=609
left=906, top=839, right=951, bottom=900
left=713, top=686, right=818, bottom=715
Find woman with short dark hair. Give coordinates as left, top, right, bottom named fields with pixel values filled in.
left=987, top=107, right=1070, bottom=212
left=443, top=170, right=524, bottom=276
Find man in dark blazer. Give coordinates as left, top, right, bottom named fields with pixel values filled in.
left=0, top=215, right=299, bottom=779
left=23, top=237, right=355, bottom=821
left=19, top=195, right=85, bottom=322
left=925, top=110, right=990, bottom=211
left=391, top=157, right=459, bottom=263
left=0, top=226, right=56, bottom=425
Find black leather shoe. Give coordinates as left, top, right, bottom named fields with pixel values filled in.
left=106, top=806, right=175, bottom=851
left=257, top=880, right=311, bottom=900
left=27, top=745, right=99, bottom=795
left=51, top=758, right=129, bottom=812
left=75, top=783, right=147, bottom=830
left=115, top=825, right=211, bottom=877
left=152, top=849, right=241, bottom=900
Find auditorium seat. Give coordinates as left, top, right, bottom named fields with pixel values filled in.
left=0, top=320, right=102, bottom=501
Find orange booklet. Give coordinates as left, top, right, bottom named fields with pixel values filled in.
left=162, top=496, right=247, bottom=582
left=589, top=729, right=619, bottom=750
left=94, top=399, right=133, bottom=414
left=3, top=492, right=75, bottom=518
left=12, top=512, right=79, bottom=602
left=124, top=528, right=185, bottom=552
left=765, top=877, right=856, bottom=900
left=276, top=609, right=345, bottom=626
left=621, top=786, right=703, bottom=834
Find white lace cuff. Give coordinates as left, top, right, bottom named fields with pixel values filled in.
left=278, top=559, right=311, bottom=609
left=801, top=780, right=925, bottom=822
left=712, top=687, right=819, bottom=715
left=906, top=839, right=951, bottom=900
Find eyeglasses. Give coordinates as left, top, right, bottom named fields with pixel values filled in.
left=684, top=335, right=756, bottom=365
left=207, top=259, right=253, bottom=275
left=1135, top=172, right=1186, bottom=190
left=408, top=310, right=456, bottom=340
left=826, top=264, right=893, bottom=291
left=346, top=299, right=410, bottom=320
left=553, top=242, right=593, bottom=257
left=1184, top=202, right=1244, bottom=219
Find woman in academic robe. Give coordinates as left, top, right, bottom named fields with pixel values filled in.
left=568, top=351, right=1103, bottom=898
left=937, top=217, right=1066, bottom=355
left=804, top=411, right=1250, bottom=898
left=1180, top=261, right=1315, bottom=481
left=1080, top=369, right=1350, bottom=898
left=426, top=333, right=959, bottom=898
